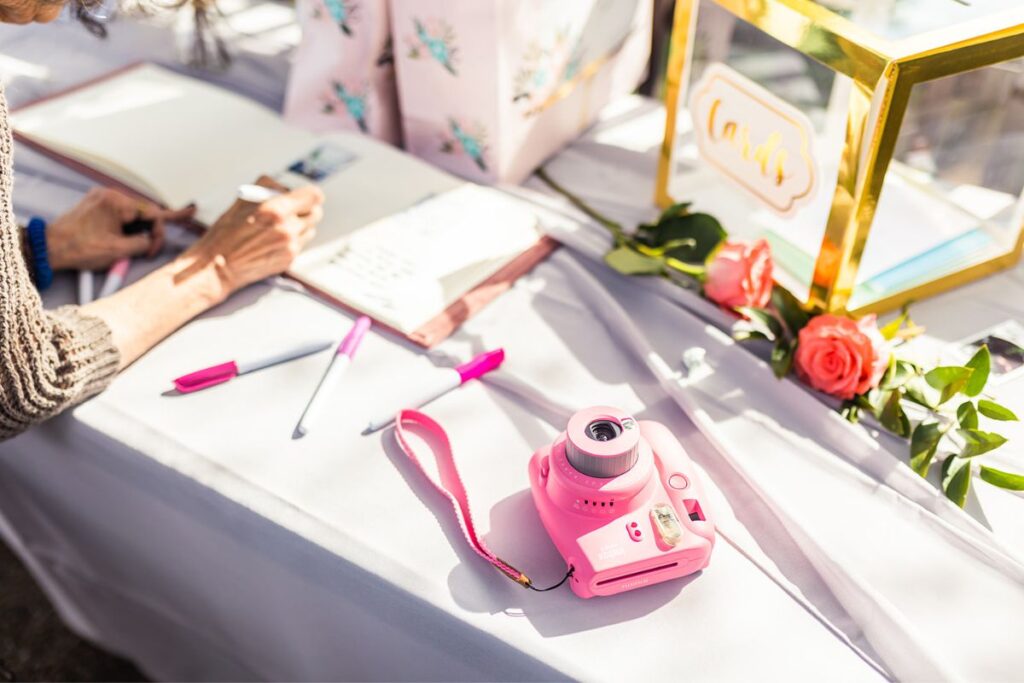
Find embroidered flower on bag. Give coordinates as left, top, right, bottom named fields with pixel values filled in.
left=322, top=80, right=370, bottom=133
left=313, top=0, right=359, bottom=36
left=440, top=118, right=488, bottom=172
left=512, top=26, right=583, bottom=108
left=405, top=17, right=458, bottom=76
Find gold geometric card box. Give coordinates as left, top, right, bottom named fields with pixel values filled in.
left=656, top=0, right=1024, bottom=316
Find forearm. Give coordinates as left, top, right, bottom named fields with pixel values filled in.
left=80, top=253, right=227, bottom=370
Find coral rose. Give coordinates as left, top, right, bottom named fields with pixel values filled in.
left=794, top=314, right=891, bottom=400
left=704, top=238, right=773, bottom=310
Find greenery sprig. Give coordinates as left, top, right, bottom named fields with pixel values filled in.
left=535, top=169, right=727, bottom=284
left=743, top=295, right=1022, bottom=506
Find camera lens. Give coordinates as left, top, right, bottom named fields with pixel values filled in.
left=586, top=419, right=622, bottom=442
left=566, top=409, right=639, bottom=478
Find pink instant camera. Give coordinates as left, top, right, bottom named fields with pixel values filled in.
left=528, top=406, right=715, bottom=598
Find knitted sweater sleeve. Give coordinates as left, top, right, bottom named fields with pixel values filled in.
left=0, top=87, right=120, bottom=441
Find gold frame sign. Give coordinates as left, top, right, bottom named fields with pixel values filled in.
left=656, top=0, right=1024, bottom=316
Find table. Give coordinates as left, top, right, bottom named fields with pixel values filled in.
left=2, top=9, right=1024, bottom=682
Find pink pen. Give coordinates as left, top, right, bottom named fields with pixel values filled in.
left=98, top=258, right=130, bottom=298
left=362, top=348, right=505, bottom=434
left=172, top=338, right=334, bottom=394
left=294, top=316, right=372, bottom=438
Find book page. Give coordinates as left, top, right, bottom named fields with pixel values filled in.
left=11, top=64, right=544, bottom=336
left=12, top=64, right=313, bottom=211
left=292, top=185, right=541, bottom=333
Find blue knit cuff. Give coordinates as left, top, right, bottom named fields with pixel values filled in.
left=26, top=216, right=54, bottom=291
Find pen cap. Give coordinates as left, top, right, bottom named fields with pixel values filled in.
left=173, top=361, right=239, bottom=393
left=456, top=348, right=505, bottom=383
left=338, top=316, right=372, bottom=356
left=109, top=258, right=131, bottom=278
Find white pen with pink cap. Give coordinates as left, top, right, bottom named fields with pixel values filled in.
left=362, top=348, right=506, bottom=434
left=294, top=316, right=372, bottom=438
left=97, top=257, right=130, bottom=299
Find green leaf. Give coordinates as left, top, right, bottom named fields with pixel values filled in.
left=977, top=399, right=1018, bottom=422
left=904, top=376, right=938, bottom=410
left=771, top=287, right=810, bottom=336
left=771, top=341, right=795, bottom=379
left=978, top=466, right=1024, bottom=491
left=636, top=238, right=697, bottom=256
left=860, top=388, right=890, bottom=419
left=840, top=401, right=861, bottom=424
left=880, top=390, right=911, bottom=438
left=855, top=391, right=880, bottom=419
left=734, top=308, right=783, bottom=342
left=655, top=202, right=693, bottom=223
left=733, top=329, right=771, bottom=343
left=964, top=345, right=991, bottom=397
left=663, top=257, right=707, bottom=278
left=640, top=212, right=727, bottom=264
left=879, top=311, right=908, bottom=341
left=910, top=421, right=943, bottom=477
left=957, top=429, right=1008, bottom=457
left=880, top=359, right=916, bottom=391
left=942, top=457, right=971, bottom=508
left=924, top=366, right=973, bottom=405
left=957, top=401, right=978, bottom=430
left=604, top=246, right=664, bottom=275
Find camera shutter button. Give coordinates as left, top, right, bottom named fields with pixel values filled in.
left=668, top=474, right=689, bottom=490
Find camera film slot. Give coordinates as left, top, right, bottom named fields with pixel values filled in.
left=595, top=561, right=680, bottom=588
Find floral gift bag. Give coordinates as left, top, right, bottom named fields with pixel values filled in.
left=284, top=0, right=402, bottom=145
left=389, top=0, right=653, bottom=183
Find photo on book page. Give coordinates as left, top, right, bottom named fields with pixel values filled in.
left=286, top=143, right=358, bottom=182
left=951, top=320, right=1024, bottom=385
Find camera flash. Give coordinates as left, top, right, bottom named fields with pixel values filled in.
left=650, top=504, right=684, bottom=546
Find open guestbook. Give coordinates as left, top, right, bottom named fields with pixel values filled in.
left=11, top=63, right=555, bottom=346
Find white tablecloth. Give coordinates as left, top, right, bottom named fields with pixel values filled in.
left=2, top=9, right=1024, bottom=682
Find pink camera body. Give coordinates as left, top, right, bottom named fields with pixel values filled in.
left=528, top=407, right=715, bottom=598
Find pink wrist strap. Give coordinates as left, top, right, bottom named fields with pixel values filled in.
left=393, top=409, right=532, bottom=587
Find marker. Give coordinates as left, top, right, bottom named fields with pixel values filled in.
left=78, top=270, right=94, bottom=305
left=237, top=184, right=282, bottom=203
left=294, top=316, right=371, bottom=438
left=363, top=348, right=505, bottom=434
left=97, top=258, right=130, bottom=298
left=172, top=338, right=334, bottom=394
left=122, top=217, right=154, bottom=235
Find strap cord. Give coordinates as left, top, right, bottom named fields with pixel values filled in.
left=393, top=409, right=571, bottom=594
left=526, top=566, right=574, bottom=592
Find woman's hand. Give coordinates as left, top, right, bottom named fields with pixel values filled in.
left=181, top=178, right=324, bottom=302
left=47, top=187, right=196, bottom=271
left=81, top=178, right=324, bottom=370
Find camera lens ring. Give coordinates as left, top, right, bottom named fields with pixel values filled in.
left=565, top=407, right=640, bottom=479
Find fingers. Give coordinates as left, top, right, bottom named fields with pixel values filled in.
left=255, top=175, right=290, bottom=193
left=262, top=185, right=324, bottom=220
left=301, top=204, right=323, bottom=230
left=142, top=205, right=195, bottom=258
left=296, top=205, right=322, bottom=248
left=147, top=218, right=166, bottom=258
left=115, top=232, right=156, bottom=259
left=159, top=204, right=198, bottom=222
left=96, top=187, right=199, bottom=259
left=98, top=187, right=149, bottom=223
